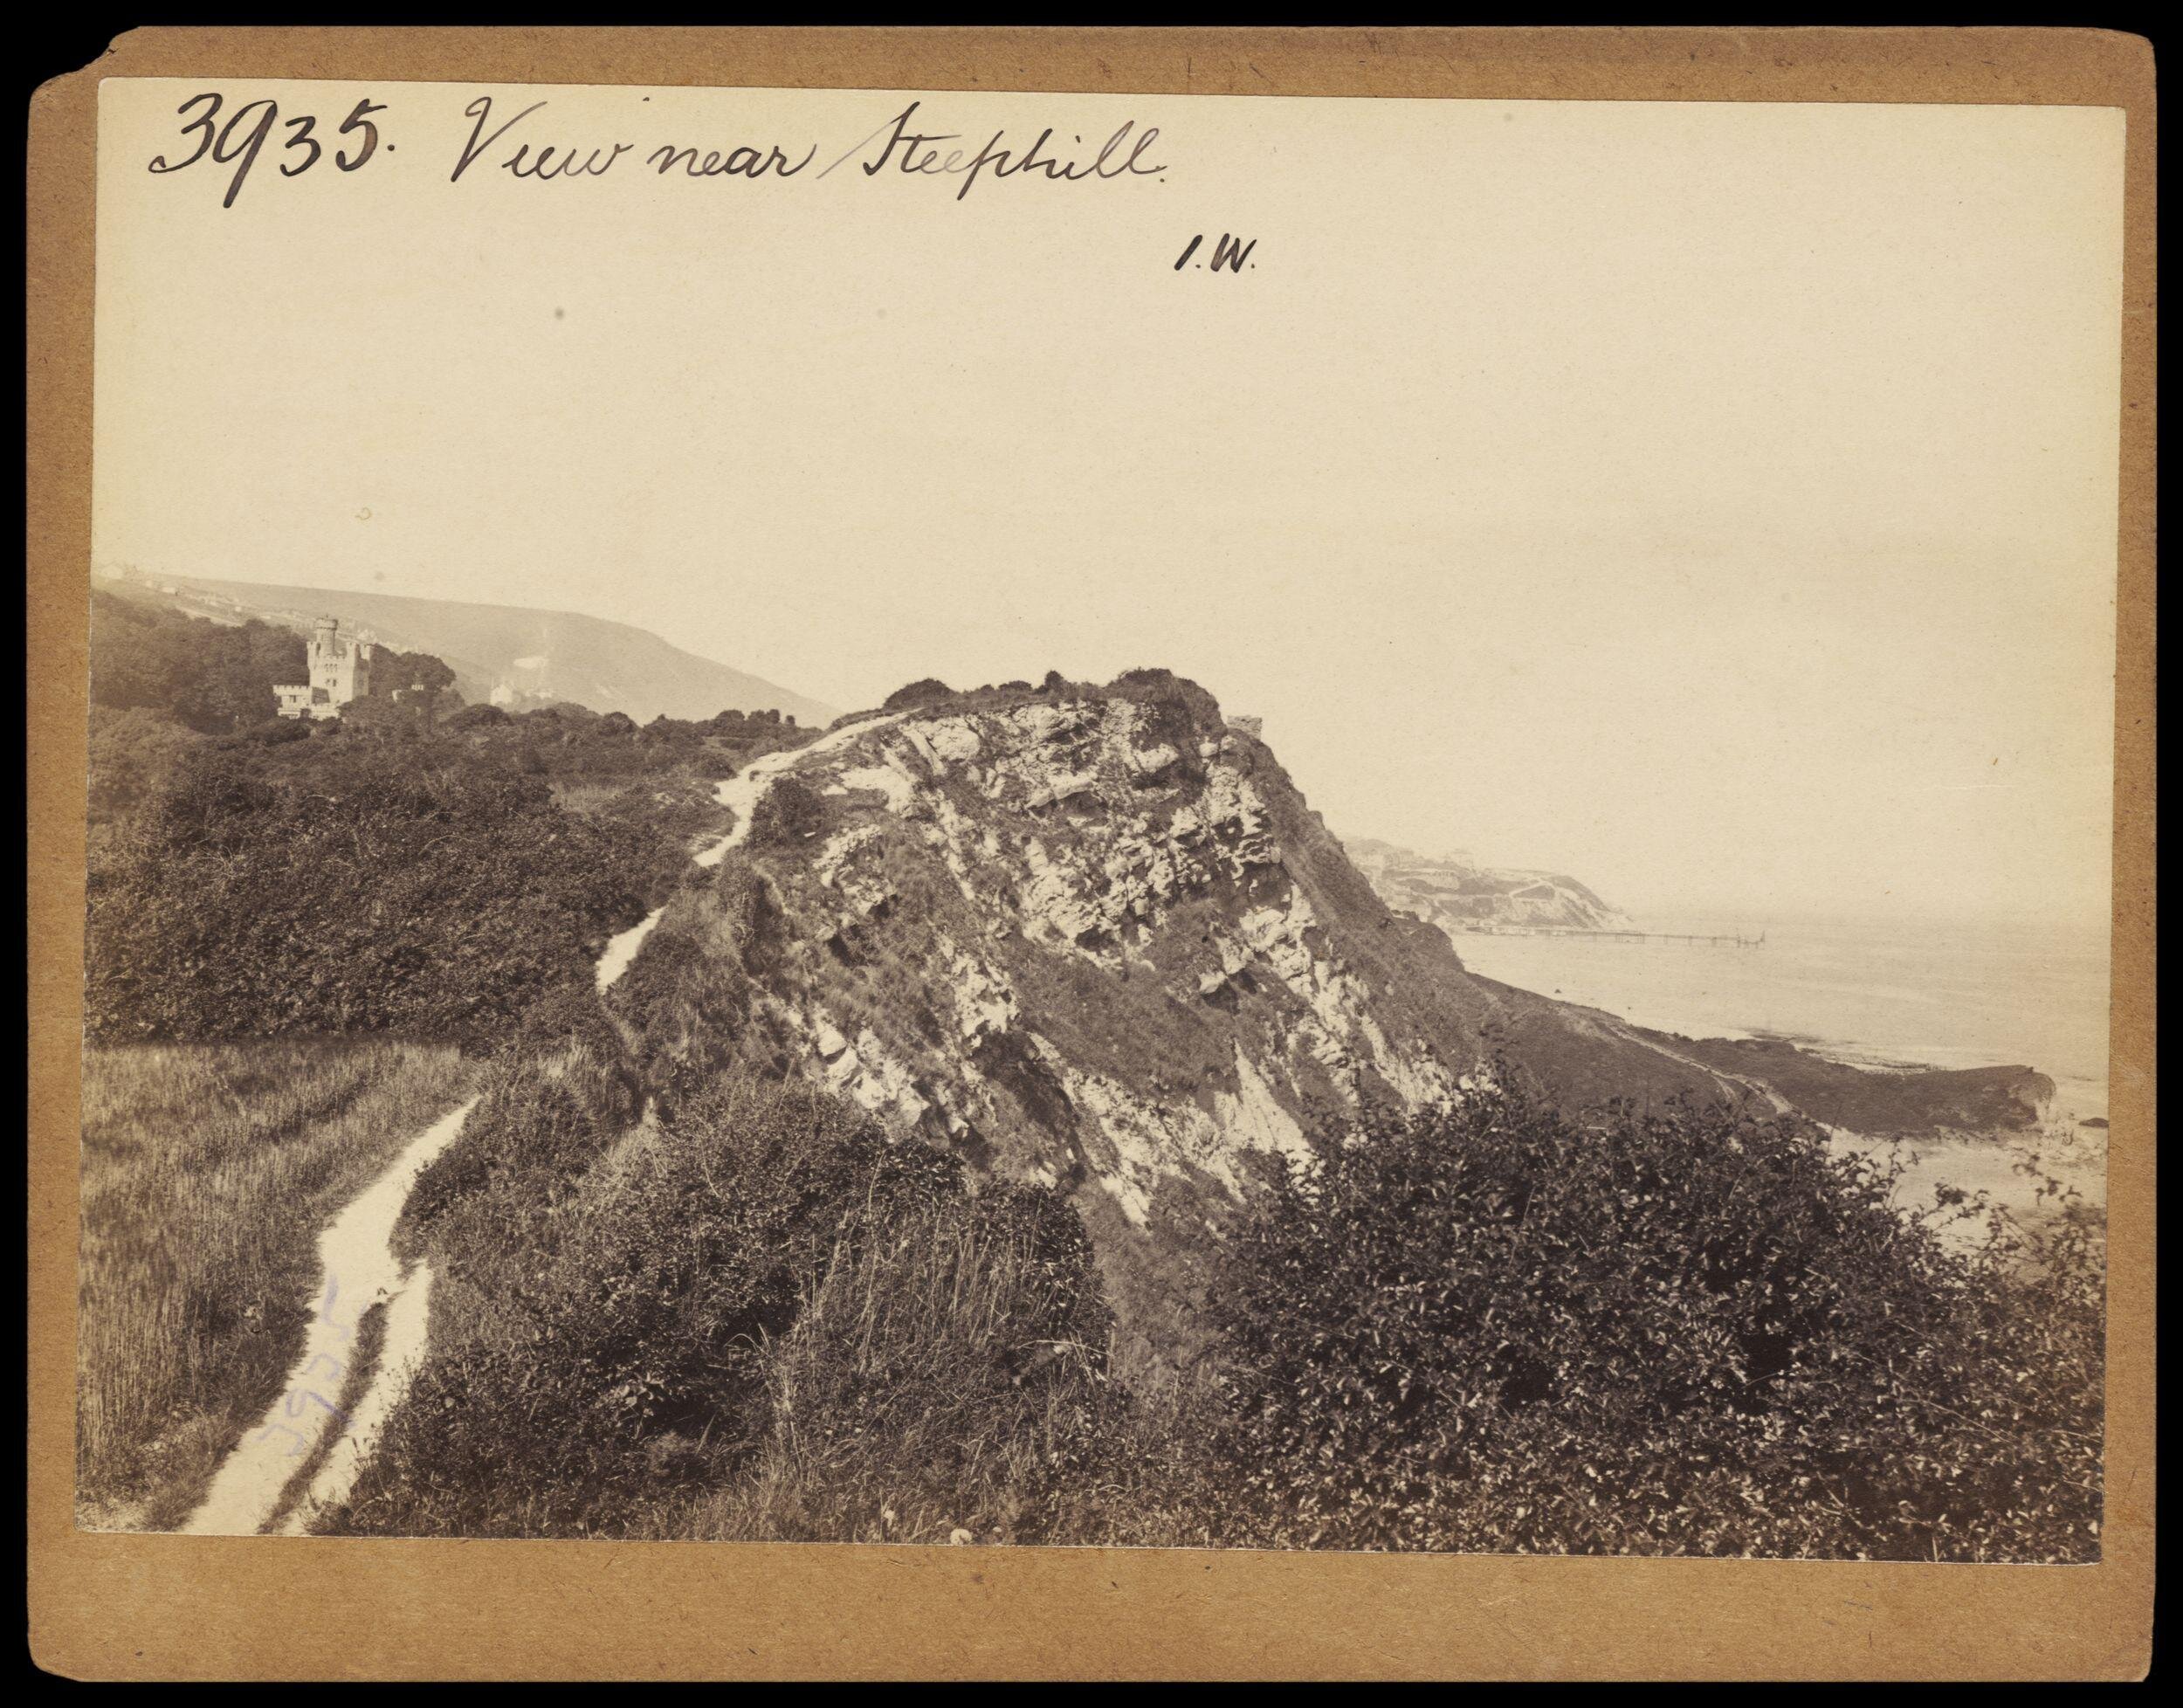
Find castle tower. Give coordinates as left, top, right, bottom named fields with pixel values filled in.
left=280, top=614, right=373, bottom=718
left=308, top=616, right=342, bottom=708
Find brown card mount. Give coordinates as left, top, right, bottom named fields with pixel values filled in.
left=27, top=27, right=2154, bottom=1682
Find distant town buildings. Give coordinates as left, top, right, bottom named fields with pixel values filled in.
left=274, top=616, right=376, bottom=719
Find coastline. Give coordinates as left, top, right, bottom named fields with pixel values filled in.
left=1822, top=1121, right=2109, bottom=1254
left=1450, top=912, right=2111, bottom=1244
left=1449, top=912, right=2111, bottom=1126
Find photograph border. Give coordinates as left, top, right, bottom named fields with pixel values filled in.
left=27, top=25, right=2156, bottom=1681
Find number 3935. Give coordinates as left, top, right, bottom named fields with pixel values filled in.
left=148, top=92, right=389, bottom=209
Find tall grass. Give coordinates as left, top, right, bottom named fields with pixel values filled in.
left=326, top=1071, right=1157, bottom=1543
left=634, top=1201, right=1115, bottom=1545
left=76, top=1038, right=465, bottom=1530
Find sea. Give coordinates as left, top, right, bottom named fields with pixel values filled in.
left=1451, top=911, right=2113, bottom=1126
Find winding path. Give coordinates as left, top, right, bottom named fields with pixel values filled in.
left=695, top=712, right=905, bottom=868
left=182, top=714, right=909, bottom=1532
left=1631, top=1030, right=1794, bottom=1114
left=179, top=1097, right=479, bottom=1535
left=595, top=715, right=905, bottom=994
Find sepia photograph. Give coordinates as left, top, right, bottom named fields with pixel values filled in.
left=67, top=70, right=2124, bottom=1570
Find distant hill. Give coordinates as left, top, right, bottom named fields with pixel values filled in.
left=1343, top=836, right=1637, bottom=936
left=98, top=572, right=837, bottom=727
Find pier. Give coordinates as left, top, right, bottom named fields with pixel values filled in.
left=1586, top=929, right=1766, bottom=947
left=1461, top=926, right=1767, bottom=947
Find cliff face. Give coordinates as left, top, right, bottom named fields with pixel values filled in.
left=1346, top=837, right=1636, bottom=936
left=604, top=674, right=1729, bottom=1356
left=602, top=672, right=2048, bottom=1361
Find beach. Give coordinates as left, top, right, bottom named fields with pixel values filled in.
left=1453, top=909, right=2112, bottom=1238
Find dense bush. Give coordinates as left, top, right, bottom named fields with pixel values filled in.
left=79, top=663, right=813, bottom=1048
left=882, top=677, right=956, bottom=712
left=366, top=646, right=457, bottom=699
left=336, top=1073, right=1119, bottom=1539
left=318, top=1051, right=2101, bottom=1556
left=327, top=692, right=426, bottom=739
left=90, top=591, right=306, bottom=733
left=1205, top=1078, right=2104, bottom=1560
left=238, top=716, right=312, bottom=747
left=83, top=740, right=656, bottom=1043
left=701, top=1177, right=1118, bottom=1544
left=745, top=775, right=828, bottom=847
left=447, top=704, right=803, bottom=785
left=86, top=706, right=203, bottom=828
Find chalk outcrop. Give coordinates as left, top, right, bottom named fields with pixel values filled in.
left=603, top=674, right=1730, bottom=1350
left=603, top=671, right=2042, bottom=1358
left=1345, top=837, right=1636, bottom=937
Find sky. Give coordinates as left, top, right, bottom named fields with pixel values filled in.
left=93, top=83, right=2125, bottom=927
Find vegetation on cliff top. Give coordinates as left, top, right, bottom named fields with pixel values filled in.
left=91, top=589, right=306, bottom=734
left=82, top=679, right=813, bottom=1046
left=84, top=740, right=652, bottom=1043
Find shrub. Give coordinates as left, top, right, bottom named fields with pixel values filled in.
left=89, top=591, right=306, bottom=733
left=882, top=678, right=955, bottom=713
left=334, top=1075, right=1116, bottom=1539
left=333, top=693, right=423, bottom=739
left=745, top=775, right=827, bottom=848
left=243, top=716, right=311, bottom=747
left=1206, top=1077, right=2104, bottom=1560
left=86, top=706, right=203, bottom=828
left=367, top=646, right=457, bottom=700
left=644, top=1176, right=1126, bottom=1545
left=83, top=740, right=655, bottom=1043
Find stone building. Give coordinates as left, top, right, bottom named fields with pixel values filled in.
left=274, top=616, right=377, bottom=720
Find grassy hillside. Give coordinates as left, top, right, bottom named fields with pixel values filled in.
left=76, top=1040, right=466, bottom=1532
left=1667, top=1035, right=2055, bottom=1135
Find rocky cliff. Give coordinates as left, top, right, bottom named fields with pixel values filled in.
left=1346, top=837, right=1636, bottom=936
left=599, top=675, right=1766, bottom=1358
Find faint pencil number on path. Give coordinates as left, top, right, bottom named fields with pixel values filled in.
left=1174, top=233, right=1257, bottom=273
